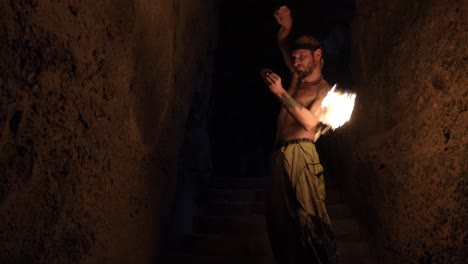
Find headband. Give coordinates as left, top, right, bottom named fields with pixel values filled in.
left=291, top=43, right=321, bottom=51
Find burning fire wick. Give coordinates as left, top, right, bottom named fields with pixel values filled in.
left=319, top=84, right=356, bottom=129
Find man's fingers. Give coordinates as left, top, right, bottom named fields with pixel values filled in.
left=280, top=6, right=291, bottom=14
left=260, top=68, right=273, bottom=78
left=274, top=6, right=289, bottom=21
left=260, top=69, right=279, bottom=86
left=266, top=74, right=280, bottom=85
left=273, top=12, right=280, bottom=20
left=269, top=73, right=278, bottom=80
left=265, top=77, right=274, bottom=86
left=275, top=6, right=290, bottom=16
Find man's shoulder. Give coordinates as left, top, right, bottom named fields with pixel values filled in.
left=318, top=82, right=332, bottom=95
left=319, top=80, right=332, bottom=89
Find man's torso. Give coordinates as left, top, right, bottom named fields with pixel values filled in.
left=275, top=80, right=330, bottom=144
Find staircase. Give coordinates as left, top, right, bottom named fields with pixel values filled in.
left=162, top=176, right=375, bottom=264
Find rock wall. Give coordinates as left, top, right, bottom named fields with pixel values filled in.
left=339, top=0, right=467, bottom=262
left=0, top=0, right=217, bottom=263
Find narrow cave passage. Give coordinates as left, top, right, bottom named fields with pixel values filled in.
left=171, top=0, right=467, bottom=263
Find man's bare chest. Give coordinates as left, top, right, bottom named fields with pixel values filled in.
left=277, top=89, right=318, bottom=119
left=290, top=87, right=319, bottom=107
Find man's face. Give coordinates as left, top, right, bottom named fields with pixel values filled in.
left=291, top=49, right=319, bottom=78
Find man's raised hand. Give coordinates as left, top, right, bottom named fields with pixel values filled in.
left=274, top=6, right=292, bottom=41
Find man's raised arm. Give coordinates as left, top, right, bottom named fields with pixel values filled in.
left=274, top=6, right=294, bottom=73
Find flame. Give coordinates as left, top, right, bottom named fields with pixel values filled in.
left=319, top=84, right=356, bottom=129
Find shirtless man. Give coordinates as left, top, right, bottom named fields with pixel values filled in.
left=261, top=6, right=338, bottom=264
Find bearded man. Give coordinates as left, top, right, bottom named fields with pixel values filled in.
left=260, top=5, right=339, bottom=264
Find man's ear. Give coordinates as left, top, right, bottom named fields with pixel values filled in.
left=314, top=49, right=322, bottom=59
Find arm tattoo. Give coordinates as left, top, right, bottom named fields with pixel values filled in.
left=280, top=93, right=303, bottom=110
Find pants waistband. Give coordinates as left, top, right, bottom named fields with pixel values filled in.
left=275, top=138, right=315, bottom=149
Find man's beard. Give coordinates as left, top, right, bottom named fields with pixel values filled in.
left=296, top=67, right=313, bottom=78
left=295, top=61, right=315, bottom=78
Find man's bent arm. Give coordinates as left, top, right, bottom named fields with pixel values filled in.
left=263, top=70, right=321, bottom=131
left=274, top=90, right=321, bottom=131
left=310, top=84, right=331, bottom=117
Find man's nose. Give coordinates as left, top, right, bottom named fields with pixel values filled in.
left=293, top=58, right=301, bottom=66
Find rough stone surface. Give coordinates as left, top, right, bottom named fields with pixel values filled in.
left=0, top=0, right=217, bottom=263
left=335, top=0, right=467, bottom=263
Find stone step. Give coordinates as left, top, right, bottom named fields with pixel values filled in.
left=161, top=254, right=275, bottom=264
left=192, top=215, right=267, bottom=235
left=185, top=179, right=374, bottom=264
left=165, top=238, right=372, bottom=264
left=326, top=203, right=352, bottom=219
left=205, top=200, right=350, bottom=218
left=193, top=215, right=360, bottom=240
left=337, top=240, right=371, bottom=258
left=207, top=187, right=341, bottom=204
left=162, top=252, right=374, bottom=264
left=180, top=233, right=270, bottom=256
left=206, top=188, right=265, bottom=203
left=206, top=201, right=265, bottom=216
left=210, top=177, right=265, bottom=189
left=332, top=218, right=362, bottom=239
left=326, top=189, right=343, bottom=204
left=340, top=255, right=375, bottom=264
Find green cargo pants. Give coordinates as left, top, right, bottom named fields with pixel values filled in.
left=266, top=139, right=338, bottom=264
